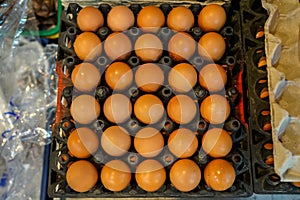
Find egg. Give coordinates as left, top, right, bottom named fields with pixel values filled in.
left=67, top=127, right=99, bottom=158
left=66, top=160, right=98, bottom=192
left=101, top=160, right=131, bottom=192
left=168, top=63, right=197, bottom=93
left=71, top=62, right=101, bottom=92
left=70, top=95, right=100, bottom=124
left=77, top=6, right=104, bottom=32
left=168, top=128, right=198, bottom=158
left=170, top=159, right=201, bottom=192
left=168, top=32, right=196, bottom=62
left=105, top=62, right=133, bottom=91
left=198, top=4, right=227, bottom=32
left=199, top=63, right=227, bottom=92
left=200, top=94, right=230, bottom=124
left=74, top=32, right=102, bottom=61
left=107, top=5, right=134, bottom=31
left=167, top=95, right=197, bottom=124
left=204, top=159, right=236, bottom=191
left=198, top=32, right=226, bottom=62
left=104, top=32, right=132, bottom=61
left=134, top=127, right=164, bottom=158
left=201, top=128, right=232, bottom=158
left=135, top=63, right=164, bottom=92
left=135, top=159, right=166, bottom=192
left=134, top=94, right=165, bottom=124
left=135, top=34, right=163, bottom=62
left=103, top=94, right=132, bottom=124
left=101, top=126, right=131, bottom=156
left=167, top=6, right=194, bottom=32
left=137, top=6, right=165, bottom=32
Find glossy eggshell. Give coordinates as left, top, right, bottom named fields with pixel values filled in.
left=101, top=126, right=131, bottom=156
left=167, top=6, right=194, bottom=32
left=204, top=159, right=236, bottom=191
left=71, top=62, right=101, bottom=92
left=137, top=6, right=165, bottom=32
left=135, top=159, right=166, bottom=192
left=135, top=34, right=163, bottom=62
left=77, top=6, right=104, bottom=32
left=198, top=4, right=227, bottom=32
left=167, top=95, right=197, bottom=124
left=134, top=94, right=165, bottom=124
left=170, top=159, right=201, bottom=192
left=107, top=6, right=134, bottom=31
left=168, top=63, right=197, bottom=93
left=200, top=94, right=230, bottom=124
left=168, top=32, right=196, bottom=62
left=66, top=160, right=98, bottom=192
left=202, top=128, right=232, bottom=158
left=74, top=32, right=102, bottom=61
left=198, top=32, right=226, bottom=62
left=67, top=127, right=99, bottom=158
left=105, top=62, right=133, bottom=91
left=104, top=32, right=132, bottom=61
left=135, top=63, right=164, bottom=92
left=70, top=95, right=100, bottom=124
left=101, top=160, right=131, bottom=192
left=199, top=63, right=227, bottom=92
left=134, top=127, right=164, bottom=158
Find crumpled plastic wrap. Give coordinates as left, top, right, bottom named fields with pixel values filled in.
left=0, top=0, right=57, bottom=199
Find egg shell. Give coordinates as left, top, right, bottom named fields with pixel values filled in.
left=66, top=160, right=98, bottom=192
left=199, top=63, right=227, bottom=92
left=167, top=6, right=194, bottom=32
left=107, top=6, right=134, bottom=31
left=137, top=6, right=165, bottom=32
left=74, top=32, right=102, bottom=61
left=198, top=4, right=227, bottom=32
left=77, top=6, right=104, bottom=32
left=104, top=32, right=132, bottom=61
left=135, top=34, right=163, bottom=62
left=105, top=62, right=133, bottom=91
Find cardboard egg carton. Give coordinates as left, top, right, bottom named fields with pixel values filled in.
left=262, top=0, right=300, bottom=182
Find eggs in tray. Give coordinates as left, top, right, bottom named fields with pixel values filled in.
left=54, top=3, right=243, bottom=195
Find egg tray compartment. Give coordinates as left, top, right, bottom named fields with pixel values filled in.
left=48, top=1, right=253, bottom=198
left=240, top=0, right=300, bottom=194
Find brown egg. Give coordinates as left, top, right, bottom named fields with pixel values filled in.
left=74, top=32, right=102, bottom=61
left=167, top=6, right=194, bottom=32
left=167, top=95, right=197, bottom=124
left=104, top=32, right=132, bottom=61
left=134, top=94, right=165, bottom=124
left=101, top=126, right=131, bottom=156
left=200, top=94, right=230, bottom=124
left=199, top=63, right=227, bottom=92
left=71, top=62, right=101, bottom=92
left=135, top=63, right=164, bottom=92
left=137, top=6, right=165, bottom=32
left=105, top=62, right=133, bottom=91
left=202, top=128, right=232, bottom=158
left=198, top=4, right=227, bottom=32
left=204, top=159, right=236, bottom=191
left=67, top=127, right=99, bottom=158
left=70, top=95, right=100, bottom=124
left=168, top=128, right=198, bottom=158
left=134, top=127, right=164, bottom=158
left=77, top=6, right=104, bottom=32
left=170, top=159, right=201, bottom=192
left=135, top=34, right=163, bottom=62
left=168, top=32, right=196, bottom=62
left=107, top=6, right=134, bottom=31
left=66, top=160, right=98, bottom=192
left=168, top=63, right=197, bottom=93
left=198, top=32, right=226, bottom=62
left=101, top=160, right=131, bottom=192
left=103, top=94, right=132, bottom=124
left=135, top=159, right=166, bottom=192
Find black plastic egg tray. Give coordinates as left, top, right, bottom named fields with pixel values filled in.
left=48, top=0, right=254, bottom=198
left=241, top=0, right=300, bottom=194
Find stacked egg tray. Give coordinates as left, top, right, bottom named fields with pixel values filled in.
left=241, top=0, right=300, bottom=194
left=48, top=0, right=253, bottom=198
